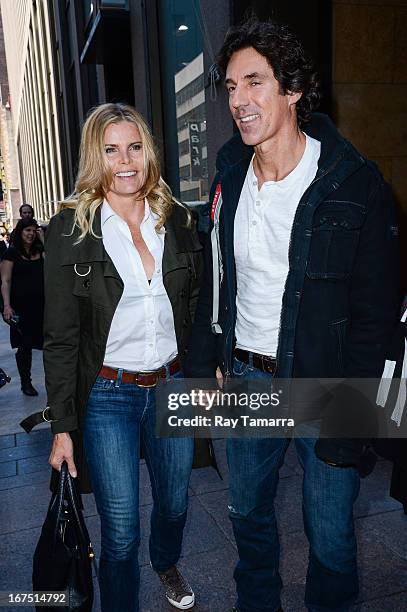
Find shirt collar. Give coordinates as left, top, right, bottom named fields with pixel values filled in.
left=101, top=200, right=116, bottom=226
left=249, top=132, right=314, bottom=189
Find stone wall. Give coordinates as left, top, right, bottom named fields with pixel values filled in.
left=332, top=0, right=407, bottom=288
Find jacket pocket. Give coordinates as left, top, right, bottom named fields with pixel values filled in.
left=306, top=204, right=365, bottom=280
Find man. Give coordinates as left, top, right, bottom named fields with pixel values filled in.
left=19, top=203, right=34, bottom=220
left=185, top=18, right=400, bottom=612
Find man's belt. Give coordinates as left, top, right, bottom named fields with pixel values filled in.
left=234, top=348, right=277, bottom=375
left=99, top=355, right=181, bottom=388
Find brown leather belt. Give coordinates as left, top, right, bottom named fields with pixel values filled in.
left=99, top=356, right=181, bottom=388
left=234, top=348, right=277, bottom=375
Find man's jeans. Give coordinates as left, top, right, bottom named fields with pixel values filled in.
left=228, top=356, right=360, bottom=612
left=83, top=369, right=194, bottom=612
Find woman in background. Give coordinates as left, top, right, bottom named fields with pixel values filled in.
left=1, top=218, right=44, bottom=396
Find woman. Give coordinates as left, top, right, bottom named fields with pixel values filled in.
left=36, top=104, right=202, bottom=611
left=1, top=218, right=44, bottom=396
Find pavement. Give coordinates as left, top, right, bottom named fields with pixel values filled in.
left=1, top=321, right=407, bottom=612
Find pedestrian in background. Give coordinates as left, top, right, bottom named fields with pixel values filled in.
left=19, top=203, right=34, bottom=220
left=10, top=204, right=44, bottom=246
left=0, top=229, right=8, bottom=312
left=0, top=229, right=7, bottom=260
left=1, top=218, right=44, bottom=396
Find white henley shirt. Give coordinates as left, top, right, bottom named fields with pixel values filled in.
left=234, top=133, right=321, bottom=356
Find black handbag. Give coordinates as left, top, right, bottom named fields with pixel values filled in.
left=32, top=462, right=95, bottom=611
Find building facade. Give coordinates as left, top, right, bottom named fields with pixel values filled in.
left=0, top=4, right=21, bottom=229
left=0, top=0, right=64, bottom=223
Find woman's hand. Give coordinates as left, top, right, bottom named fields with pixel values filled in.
left=49, top=432, right=77, bottom=477
left=1, top=260, right=13, bottom=321
left=2, top=304, right=14, bottom=323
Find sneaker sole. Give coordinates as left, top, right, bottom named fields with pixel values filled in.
left=166, top=594, right=195, bottom=610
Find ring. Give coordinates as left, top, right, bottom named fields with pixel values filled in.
left=42, top=407, right=56, bottom=423
left=74, top=264, right=91, bottom=277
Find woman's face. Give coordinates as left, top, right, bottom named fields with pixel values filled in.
left=21, top=226, right=36, bottom=247
left=103, top=121, right=145, bottom=201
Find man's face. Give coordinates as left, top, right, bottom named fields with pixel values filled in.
left=225, top=47, right=301, bottom=148
left=20, top=206, right=33, bottom=220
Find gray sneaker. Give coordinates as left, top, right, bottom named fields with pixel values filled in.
left=157, top=565, right=195, bottom=610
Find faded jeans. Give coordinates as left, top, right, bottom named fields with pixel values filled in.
left=227, top=356, right=360, bottom=612
left=83, top=369, right=194, bottom=612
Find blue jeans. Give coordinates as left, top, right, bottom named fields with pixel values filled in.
left=227, top=357, right=360, bottom=612
left=83, top=368, right=194, bottom=612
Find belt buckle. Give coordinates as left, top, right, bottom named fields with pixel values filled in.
left=260, top=355, right=274, bottom=374
left=267, top=360, right=276, bottom=374
left=136, top=371, right=160, bottom=388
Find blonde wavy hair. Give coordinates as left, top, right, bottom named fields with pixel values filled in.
left=61, top=103, right=183, bottom=241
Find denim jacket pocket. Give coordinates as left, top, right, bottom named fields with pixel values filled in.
left=306, top=205, right=365, bottom=280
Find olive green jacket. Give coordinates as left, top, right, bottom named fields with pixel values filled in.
left=42, top=203, right=204, bottom=491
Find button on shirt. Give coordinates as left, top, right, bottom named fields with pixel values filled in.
left=101, top=200, right=178, bottom=370
left=234, top=134, right=321, bottom=356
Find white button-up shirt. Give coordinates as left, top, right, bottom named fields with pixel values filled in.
left=234, top=134, right=321, bottom=356
left=101, top=199, right=178, bottom=370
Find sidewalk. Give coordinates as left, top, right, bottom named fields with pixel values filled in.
left=1, top=321, right=407, bottom=611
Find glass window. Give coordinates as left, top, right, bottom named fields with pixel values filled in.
left=157, top=0, right=208, bottom=204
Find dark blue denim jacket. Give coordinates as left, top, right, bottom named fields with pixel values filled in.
left=186, top=114, right=400, bottom=383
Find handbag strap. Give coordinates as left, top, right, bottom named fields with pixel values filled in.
left=63, top=464, right=91, bottom=556
left=47, top=462, right=69, bottom=547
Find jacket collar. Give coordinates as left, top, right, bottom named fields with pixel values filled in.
left=216, top=113, right=365, bottom=185
left=60, top=201, right=201, bottom=268
left=216, top=113, right=366, bottom=252
left=60, top=207, right=105, bottom=265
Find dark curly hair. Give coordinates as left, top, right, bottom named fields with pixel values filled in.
left=12, top=218, right=43, bottom=258
left=216, top=17, right=320, bottom=127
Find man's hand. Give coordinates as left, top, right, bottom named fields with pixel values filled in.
left=49, top=432, right=77, bottom=477
left=215, top=367, right=224, bottom=388
left=191, top=367, right=225, bottom=409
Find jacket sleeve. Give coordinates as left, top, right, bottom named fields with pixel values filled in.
left=184, top=177, right=220, bottom=379
left=43, top=213, right=80, bottom=433
left=345, top=173, right=400, bottom=378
